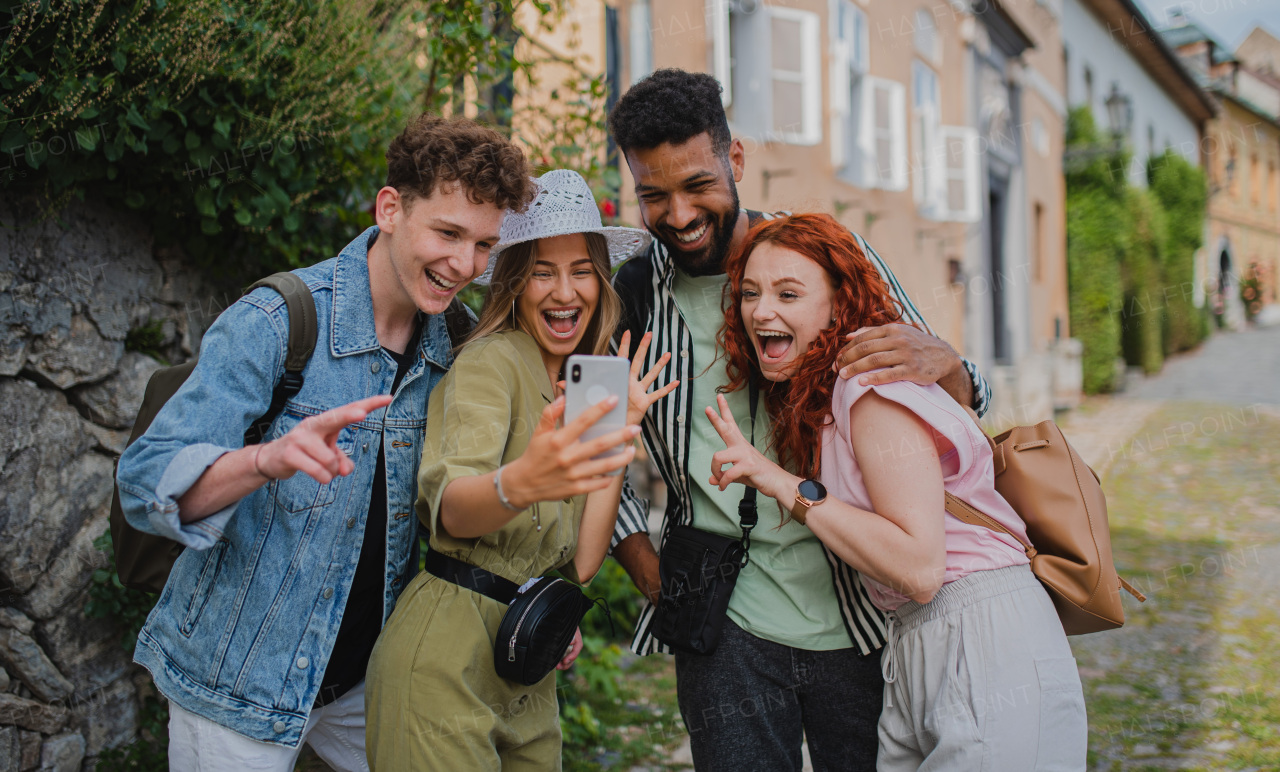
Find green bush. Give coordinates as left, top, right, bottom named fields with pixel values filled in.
left=1120, top=190, right=1166, bottom=375
left=1067, top=188, right=1124, bottom=393
left=1066, top=108, right=1211, bottom=390
left=1148, top=149, right=1209, bottom=353
left=1065, top=107, right=1127, bottom=393
left=2, top=0, right=423, bottom=275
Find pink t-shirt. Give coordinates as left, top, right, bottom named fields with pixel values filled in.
left=819, top=375, right=1029, bottom=611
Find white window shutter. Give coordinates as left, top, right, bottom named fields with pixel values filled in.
left=729, top=1, right=771, bottom=137
left=914, top=108, right=945, bottom=218
left=769, top=7, right=821, bottom=145
left=940, top=126, right=982, bottom=222
left=629, top=1, right=653, bottom=86
left=829, top=3, right=851, bottom=169
left=710, top=0, right=732, bottom=107
left=867, top=78, right=907, bottom=191
left=856, top=76, right=877, bottom=186
left=887, top=82, right=908, bottom=191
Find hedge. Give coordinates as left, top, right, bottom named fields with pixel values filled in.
left=1148, top=149, right=1210, bottom=353
left=1065, top=107, right=1210, bottom=392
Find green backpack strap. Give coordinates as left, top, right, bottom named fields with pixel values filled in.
left=243, top=272, right=318, bottom=445
left=247, top=272, right=318, bottom=372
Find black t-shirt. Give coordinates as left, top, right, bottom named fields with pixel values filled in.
left=317, top=322, right=419, bottom=706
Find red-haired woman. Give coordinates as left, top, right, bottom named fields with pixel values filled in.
left=705, top=213, right=1086, bottom=769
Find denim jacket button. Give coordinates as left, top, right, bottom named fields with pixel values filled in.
left=347, top=518, right=356, bottom=528
left=323, top=588, right=334, bottom=599
left=296, top=656, right=309, bottom=669
left=273, top=721, right=286, bottom=734
left=371, top=361, right=381, bottom=374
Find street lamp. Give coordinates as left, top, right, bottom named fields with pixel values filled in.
left=1104, top=84, right=1132, bottom=140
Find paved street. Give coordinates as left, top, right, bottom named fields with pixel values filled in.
left=1125, top=324, right=1280, bottom=407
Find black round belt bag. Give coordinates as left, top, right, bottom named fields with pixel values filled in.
left=494, top=577, right=594, bottom=686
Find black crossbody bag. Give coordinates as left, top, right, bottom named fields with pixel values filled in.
left=652, top=380, right=760, bottom=655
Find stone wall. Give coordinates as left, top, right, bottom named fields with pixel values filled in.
left=0, top=199, right=226, bottom=771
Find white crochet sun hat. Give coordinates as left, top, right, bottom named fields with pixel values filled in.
left=475, top=169, right=651, bottom=285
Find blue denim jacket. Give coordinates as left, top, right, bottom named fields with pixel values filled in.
left=117, top=227, right=453, bottom=746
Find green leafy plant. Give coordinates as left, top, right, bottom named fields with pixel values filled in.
left=93, top=694, right=169, bottom=772
left=1065, top=108, right=1127, bottom=393
left=1148, top=149, right=1209, bottom=353
left=85, top=532, right=158, bottom=653
left=1120, top=189, right=1166, bottom=376
left=1066, top=108, right=1211, bottom=391
left=124, top=319, right=168, bottom=365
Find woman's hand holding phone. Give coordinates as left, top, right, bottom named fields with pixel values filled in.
left=501, top=396, right=640, bottom=510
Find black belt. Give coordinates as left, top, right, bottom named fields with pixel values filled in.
left=423, top=548, right=520, bottom=605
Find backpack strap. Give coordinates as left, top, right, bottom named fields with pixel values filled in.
left=942, top=491, right=1037, bottom=558
left=613, top=254, right=655, bottom=345
left=243, top=272, right=318, bottom=445
left=442, top=296, right=476, bottom=348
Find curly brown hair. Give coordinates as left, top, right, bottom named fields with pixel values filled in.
left=385, top=114, right=537, bottom=212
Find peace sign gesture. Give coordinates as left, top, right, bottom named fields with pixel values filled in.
left=617, top=330, right=680, bottom=426
left=705, top=393, right=799, bottom=504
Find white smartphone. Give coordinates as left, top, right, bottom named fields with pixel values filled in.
left=563, top=354, right=630, bottom=475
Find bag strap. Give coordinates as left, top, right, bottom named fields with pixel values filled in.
left=736, top=378, right=761, bottom=566
left=442, top=296, right=476, bottom=348
left=243, top=272, right=318, bottom=446
left=942, top=491, right=1038, bottom=559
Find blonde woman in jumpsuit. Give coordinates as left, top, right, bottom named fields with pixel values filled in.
left=366, top=170, right=675, bottom=770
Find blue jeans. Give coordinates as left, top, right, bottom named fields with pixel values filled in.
left=675, top=620, right=884, bottom=771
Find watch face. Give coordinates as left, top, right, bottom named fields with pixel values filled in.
left=798, top=479, right=827, bottom=502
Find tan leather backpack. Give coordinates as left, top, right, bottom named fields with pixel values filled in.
left=944, top=420, right=1145, bottom=635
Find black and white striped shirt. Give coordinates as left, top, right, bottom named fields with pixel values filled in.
left=611, top=211, right=992, bottom=656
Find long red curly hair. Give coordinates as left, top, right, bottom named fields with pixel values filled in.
left=718, top=214, right=906, bottom=478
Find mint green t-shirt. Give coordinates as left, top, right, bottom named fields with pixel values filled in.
left=669, top=268, right=853, bottom=651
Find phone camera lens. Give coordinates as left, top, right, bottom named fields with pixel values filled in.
left=571, top=365, right=581, bottom=382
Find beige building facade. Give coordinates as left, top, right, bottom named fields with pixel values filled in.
left=1167, top=21, right=1280, bottom=326
left=555, top=0, right=1078, bottom=425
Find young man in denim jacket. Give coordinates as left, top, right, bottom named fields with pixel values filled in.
left=115, top=115, right=537, bottom=770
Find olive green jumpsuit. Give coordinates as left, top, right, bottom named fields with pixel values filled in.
left=366, top=330, right=585, bottom=770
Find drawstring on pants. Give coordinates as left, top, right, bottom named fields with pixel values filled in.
left=881, top=612, right=898, bottom=708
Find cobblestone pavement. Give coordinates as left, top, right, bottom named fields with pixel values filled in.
left=1059, top=325, right=1280, bottom=771
left=1125, top=324, right=1280, bottom=407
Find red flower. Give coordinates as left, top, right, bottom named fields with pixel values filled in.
left=601, top=199, right=617, bottom=219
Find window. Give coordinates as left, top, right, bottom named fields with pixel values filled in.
left=1083, top=66, right=1093, bottom=110
left=726, top=1, right=822, bottom=145
left=914, top=8, right=941, bottom=65
left=1251, top=155, right=1261, bottom=207
left=629, top=0, right=653, bottom=86
left=911, top=59, right=979, bottom=221
left=912, top=60, right=941, bottom=209
left=830, top=0, right=880, bottom=186
left=829, top=0, right=906, bottom=191
left=1264, top=161, right=1274, bottom=212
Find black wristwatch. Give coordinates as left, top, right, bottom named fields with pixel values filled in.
left=790, top=479, right=827, bottom=526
